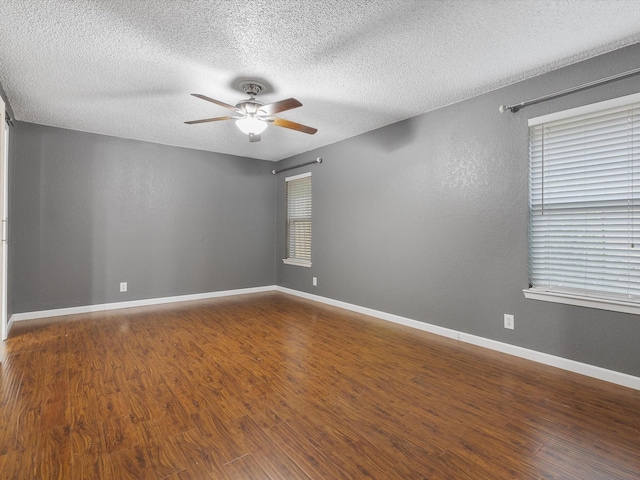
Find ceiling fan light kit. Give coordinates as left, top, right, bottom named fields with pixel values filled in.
left=236, top=116, right=268, bottom=135
left=185, top=81, right=317, bottom=142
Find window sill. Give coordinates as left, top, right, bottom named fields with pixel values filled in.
left=523, top=288, right=640, bottom=316
left=282, top=259, right=312, bottom=268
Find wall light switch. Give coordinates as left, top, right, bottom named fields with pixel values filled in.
left=312, top=277, right=317, bottom=286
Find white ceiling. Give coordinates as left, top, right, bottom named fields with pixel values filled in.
left=2, top=1, right=640, bottom=162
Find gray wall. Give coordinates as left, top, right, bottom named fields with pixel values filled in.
left=276, top=42, right=640, bottom=377
left=10, top=123, right=275, bottom=313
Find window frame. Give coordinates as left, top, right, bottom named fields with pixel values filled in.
left=283, top=172, right=312, bottom=268
left=524, top=91, right=640, bottom=315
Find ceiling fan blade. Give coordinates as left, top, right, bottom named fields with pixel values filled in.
left=191, top=93, right=243, bottom=113
left=258, top=98, right=302, bottom=115
left=249, top=133, right=261, bottom=143
left=184, top=116, right=234, bottom=125
left=271, top=117, right=317, bottom=135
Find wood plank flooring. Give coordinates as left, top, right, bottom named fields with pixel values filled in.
left=1, top=292, right=639, bottom=479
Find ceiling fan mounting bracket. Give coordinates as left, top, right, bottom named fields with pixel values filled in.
left=239, top=80, right=266, bottom=98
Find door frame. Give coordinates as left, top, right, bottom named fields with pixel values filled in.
left=1, top=98, right=8, bottom=341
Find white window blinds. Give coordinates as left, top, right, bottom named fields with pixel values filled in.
left=528, top=94, right=640, bottom=304
left=285, top=172, right=312, bottom=266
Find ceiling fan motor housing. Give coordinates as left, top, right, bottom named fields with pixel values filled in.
left=236, top=99, right=264, bottom=115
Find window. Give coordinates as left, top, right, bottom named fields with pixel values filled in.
left=283, top=172, right=312, bottom=267
left=525, top=92, right=640, bottom=314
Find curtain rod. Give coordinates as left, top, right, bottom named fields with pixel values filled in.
left=272, top=157, right=322, bottom=175
left=499, top=66, right=640, bottom=113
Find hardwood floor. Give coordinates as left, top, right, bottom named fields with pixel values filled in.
left=1, top=292, right=639, bottom=479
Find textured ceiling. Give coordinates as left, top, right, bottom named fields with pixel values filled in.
left=2, top=1, right=640, bottom=161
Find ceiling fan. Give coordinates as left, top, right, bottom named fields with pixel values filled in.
left=185, top=81, right=317, bottom=142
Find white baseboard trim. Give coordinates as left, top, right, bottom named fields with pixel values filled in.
left=276, top=286, right=640, bottom=391
left=9, top=285, right=277, bottom=323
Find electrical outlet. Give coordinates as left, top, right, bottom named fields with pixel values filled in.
left=312, top=277, right=317, bottom=286
left=504, top=313, right=514, bottom=330
left=120, top=282, right=127, bottom=292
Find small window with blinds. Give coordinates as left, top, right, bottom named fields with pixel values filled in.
left=526, top=92, right=640, bottom=314
left=283, top=172, right=312, bottom=267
